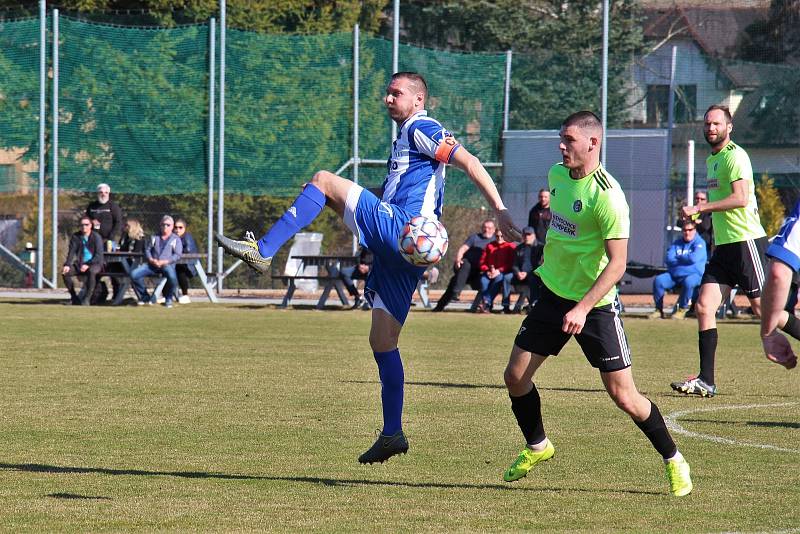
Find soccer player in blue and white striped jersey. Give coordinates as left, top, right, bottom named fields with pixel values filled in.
left=216, top=72, right=518, bottom=464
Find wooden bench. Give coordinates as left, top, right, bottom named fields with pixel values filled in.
left=101, top=252, right=217, bottom=305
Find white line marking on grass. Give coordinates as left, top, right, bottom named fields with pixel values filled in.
left=665, top=403, right=800, bottom=453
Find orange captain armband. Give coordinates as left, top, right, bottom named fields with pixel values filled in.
left=434, top=133, right=461, bottom=163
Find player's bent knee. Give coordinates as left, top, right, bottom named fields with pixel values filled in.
left=503, top=366, right=526, bottom=392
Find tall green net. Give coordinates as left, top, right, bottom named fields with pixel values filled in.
left=0, top=17, right=506, bottom=203
left=0, top=18, right=40, bottom=193
left=58, top=19, right=210, bottom=194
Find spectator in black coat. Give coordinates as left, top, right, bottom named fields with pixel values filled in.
left=527, top=188, right=551, bottom=244
left=62, top=215, right=104, bottom=305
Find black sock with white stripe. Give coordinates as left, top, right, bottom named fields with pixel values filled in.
left=698, top=328, right=717, bottom=385
left=781, top=313, right=800, bottom=341
left=510, top=385, right=546, bottom=446
left=634, top=401, right=677, bottom=459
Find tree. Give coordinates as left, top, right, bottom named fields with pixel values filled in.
left=0, top=1, right=386, bottom=33
left=739, top=0, right=800, bottom=65
left=756, top=174, right=786, bottom=237
left=393, top=0, right=646, bottom=129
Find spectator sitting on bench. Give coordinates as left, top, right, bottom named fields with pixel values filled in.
left=432, top=219, right=496, bottom=312
left=62, top=215, right=105, bottom=306
left=476, top=228, right=517, bottom=314
left=131, top=215, right=182, bottom=308
left=107, top=218, right=146, bottom=302
left=648, top=220, right=707, bottom=320
left=340, top=247, right=373, bottom=310
left=174, top=218, right=198, bottom=304
left=512, top=226, right=543, bottom=312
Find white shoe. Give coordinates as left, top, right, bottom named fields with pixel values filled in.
left=156, top=296, right=165, bottom=304
left=178, top=295, right=191, bottom=304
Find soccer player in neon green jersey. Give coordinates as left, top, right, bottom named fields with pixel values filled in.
left=501, top=111, right=693, bottom=497
left=671, top=105, right=767, bottom=398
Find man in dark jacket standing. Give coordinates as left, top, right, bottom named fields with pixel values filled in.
left=62, top=215, right=104, bottom=305
left=527, top=189, right=551, bottom=245
left=85, top=183, right=123, bottom=247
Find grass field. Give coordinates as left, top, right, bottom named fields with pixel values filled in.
left=1, top=299, right=799, bottom=531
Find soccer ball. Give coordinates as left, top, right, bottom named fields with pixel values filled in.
left=398, top=216, right=449, bottom=266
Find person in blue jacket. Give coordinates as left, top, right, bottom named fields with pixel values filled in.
left=649, top=220, right=707, bottom=319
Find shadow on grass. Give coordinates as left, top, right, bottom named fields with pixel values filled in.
left=1, top=463, right=661, bottom=495
left=343, top=380, right=606, bottom=394
left=48, top=492, right=112, bottom=500
left=1, top=299, right=70, bottom=306
left=680, top=418, right=800, bottom=429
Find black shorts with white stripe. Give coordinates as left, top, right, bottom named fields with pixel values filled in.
left=514, top=284, right=632, bottom=372
left=702, top=236, right=768, bottom=298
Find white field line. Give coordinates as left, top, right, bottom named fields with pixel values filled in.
left=665, top=403, right=800, bottom=453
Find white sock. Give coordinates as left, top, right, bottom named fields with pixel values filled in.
left=526, top=438, right=549, bottom=452
left=664, top=450, right=684, bottom=464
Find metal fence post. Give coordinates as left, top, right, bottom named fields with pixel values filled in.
left=217, top=0, right=226, bottom=290
left=207, top=18, right=216, bottom=275
left=352, top=24, right=360, bottom=255
left=601, top=0, right=609, bottom=167
left=36, top=0, right=46, bottom=289
left=51, top=8, right=59, bottom=287
left=503, top=50, right=512, bottom=132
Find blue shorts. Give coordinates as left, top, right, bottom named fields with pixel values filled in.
left=767, top=201, right=800, bottom=272
left=344, top=184, right=426, bottom=324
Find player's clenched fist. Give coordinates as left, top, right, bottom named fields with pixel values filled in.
left=762, top=331, right=798, bottom=370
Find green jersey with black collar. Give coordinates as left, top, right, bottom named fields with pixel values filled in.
left=536, top=163, right=629, bottom=307
left=706, top=140, right=765, bottom=245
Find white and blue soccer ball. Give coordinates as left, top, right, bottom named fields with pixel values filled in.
left=398, top=216, right=449, bottom=266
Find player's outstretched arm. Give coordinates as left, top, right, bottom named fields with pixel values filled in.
left=449, top=147, right=521, bottom=241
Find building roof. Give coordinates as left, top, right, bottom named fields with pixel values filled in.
left=643, top=6, right=769, bottom=60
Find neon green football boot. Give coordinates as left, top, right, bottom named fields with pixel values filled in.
left=502, top=440, right=555, bottom=482
left=665, top=456, right=693, bottom=497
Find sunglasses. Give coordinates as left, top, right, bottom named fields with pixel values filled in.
left=175, top=226, right=184, bottom=229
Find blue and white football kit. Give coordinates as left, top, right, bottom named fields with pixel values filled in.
left=343, top=110, right=461, bottom=324
left=767, top=200, right=800, bottom=272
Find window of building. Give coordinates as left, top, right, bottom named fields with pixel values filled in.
left=646, top=84, right=698, bottom=125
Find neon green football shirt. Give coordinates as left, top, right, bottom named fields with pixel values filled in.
left=706, top=141, right=766, bottom=245
left=536, top=163, right=630, bottom=307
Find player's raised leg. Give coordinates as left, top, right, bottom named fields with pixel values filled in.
left=602, top=368, right=692, bottom=496
left=358, top=304, right=410, bottom=464
left=502, top=345, right=555, bottom=482
left=215, top=171, right=352, bottom=273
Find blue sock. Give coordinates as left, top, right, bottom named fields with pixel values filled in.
left=257, top=184, right=326, bottom=258
left=374, top=348, right=404, bottom=435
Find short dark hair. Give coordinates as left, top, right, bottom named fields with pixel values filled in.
left=562, top=110, right=602, bottom=131
left=392, top=71, right=428, bottom=99
left=705, top=104, right=732, bottom=124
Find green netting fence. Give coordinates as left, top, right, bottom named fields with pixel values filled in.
left=0, top=16, right=506, bottom=207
